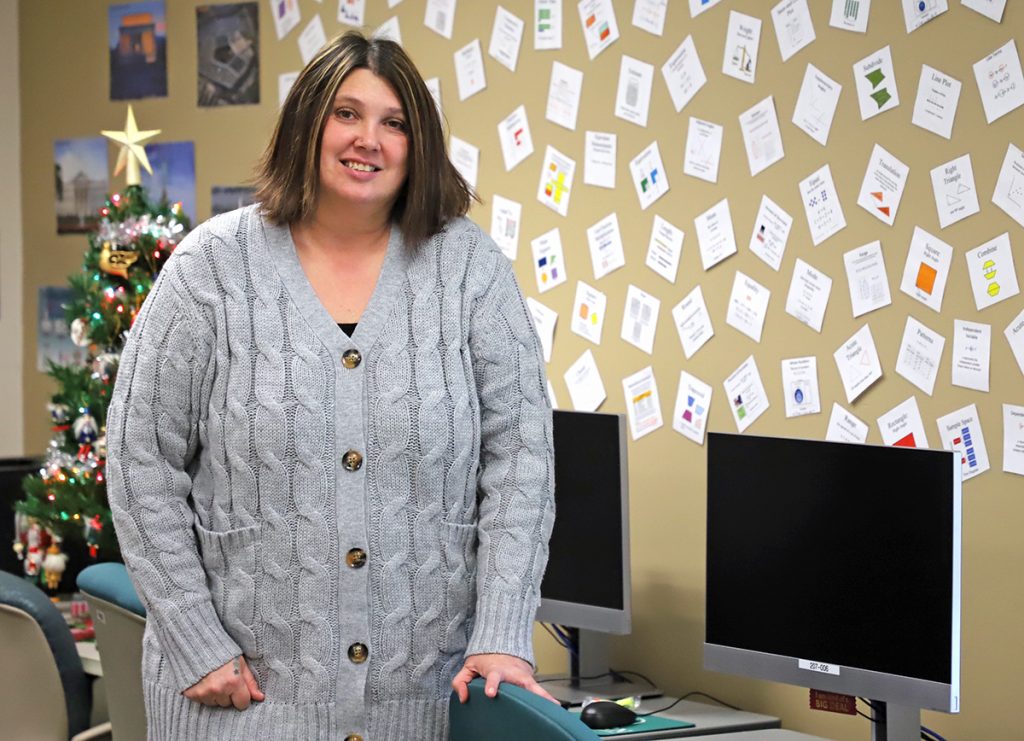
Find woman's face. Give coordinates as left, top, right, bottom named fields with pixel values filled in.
left=317, top=68, right=410, bottom=217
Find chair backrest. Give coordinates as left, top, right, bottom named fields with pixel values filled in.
left=0, top=570, right=93, bottom=739
left=449, top=678, right=599, bottom=741
left=77, top=563, right=147, bottom=741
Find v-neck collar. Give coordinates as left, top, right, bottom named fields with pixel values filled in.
left=261, top=210, right=409, bottom=352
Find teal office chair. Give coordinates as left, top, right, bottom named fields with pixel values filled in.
left=77, top=563, right=147, bottom=741
left=449, top=678, right=599, bottom=740
left=0, top=570, right=111, bottom=740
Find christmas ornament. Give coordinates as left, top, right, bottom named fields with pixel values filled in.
left=101, top=105, right=160, bottom=186
left=70, top=317, right=91, bottom=347
left=84, top=515, right=103, bottom=558
left=21, top=518, right=48, bottom=578
left=73, top=412, right=99, bottom=444
left=42, top=540, right=69, bottom=590
left=99, top=241, right=140, bottom=278
left=48, top=402, right=71, bottom=427
left=92, top=352, right=120, bottom=382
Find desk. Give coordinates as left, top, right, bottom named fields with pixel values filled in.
left=713, top=732, right=833, bottom=741
left=612, top=697, right=780, bottom=739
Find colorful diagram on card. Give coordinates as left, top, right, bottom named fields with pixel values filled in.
left=537, top=254, right=559, bottom=285
left=682, top=394, right=707, bottom=429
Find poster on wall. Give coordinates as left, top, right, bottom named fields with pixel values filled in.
left=108, top=1, right=168, bottom=100
left=140, top=142, right=197, bottom=222
left=53, top=137, right=109, bottom=235
left=196, top=3, right=260, bottom=106
left=37, top=287, right=88, bottom=372
left=211, top=186, right=256, bottom=217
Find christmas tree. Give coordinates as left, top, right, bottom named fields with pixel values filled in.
left=14, top=107, right=190, bottom=589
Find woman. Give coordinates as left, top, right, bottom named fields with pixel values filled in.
left=106, top=31, right=555, bottom=740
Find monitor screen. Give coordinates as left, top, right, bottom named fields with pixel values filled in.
left=535, top=410, right=630, bottom=634
left=704, top=433, right=961, bottom=713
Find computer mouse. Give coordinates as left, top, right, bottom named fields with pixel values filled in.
left=578, top=700, right=639, bottom=730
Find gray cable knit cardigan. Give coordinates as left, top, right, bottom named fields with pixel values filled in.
left=105, top=206, right=555, bottom=740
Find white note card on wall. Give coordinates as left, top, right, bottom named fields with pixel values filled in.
left=792, top=63, right=841, bottom=145
left=799, top=164, right=846, bottom=246
left=911, top=64, right=961, bottom=139
left=900, top=227, right=953, bottom=313
left=853, top=45, right=899, bottom=120
left=622, top=366, right=663, bottom=440
left=973, top=39, right=1024, bottom=123
left=683, top=117, right=723, bottom=183
left=564, top=349, right=606, bottom=411
left=662, top=35, right=706, bottom=112
left=673, top=370, right=712, bottom=445
left=723, top=11, right=761, bottom=84
left=723, top=356, right=769, bottom=433
left=992, top=143, right=1024, bottom=229
left=965, top=233, right=1019, bottom=310
left=878, top=396, right=929, bottom=448
left=936, top=404, right=990, bottom=481
left=895, top=316, right=945, bottom=397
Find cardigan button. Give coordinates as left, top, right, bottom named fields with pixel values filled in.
left=344, top=735, right=363, bottom=741
left=342, top=450, right=363, bottom=472
left=342, top=349, right=362, bottom=369
left=348, top=642, right=369, bottom=664
left=346, top=548, right=367, bottom=568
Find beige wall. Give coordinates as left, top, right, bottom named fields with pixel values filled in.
left=19, top=2, right=1024, bottom=738
left=1, top=0, right=23, bottom=457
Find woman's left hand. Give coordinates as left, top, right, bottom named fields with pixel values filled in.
left=452, top=653, right=559, bottom=704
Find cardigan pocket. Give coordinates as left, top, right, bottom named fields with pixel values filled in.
left=193, top=522, right=261, bottom=652
left=443, top=522, right=478, bottom=655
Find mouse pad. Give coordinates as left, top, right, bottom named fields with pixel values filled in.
left=571, top=713, right=696, bottom=736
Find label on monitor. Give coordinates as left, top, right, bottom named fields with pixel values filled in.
left=798, top=659, right=840, bottom=675
left=809, top=689, right=856, bottom=715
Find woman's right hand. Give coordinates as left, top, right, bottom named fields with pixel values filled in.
left=182, top=655, right=265, bottom=710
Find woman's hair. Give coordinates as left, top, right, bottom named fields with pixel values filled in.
left=253, top=31, right=476, bottom=246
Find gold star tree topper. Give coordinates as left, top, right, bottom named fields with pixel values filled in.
left=101, top=105, right=161, bottom=186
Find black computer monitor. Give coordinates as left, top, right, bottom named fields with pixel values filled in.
left=705, top=433, right=961, bottom=740
left=538, top=410, right=630, bottom=633
left=536, top=410, right=648, bottom=704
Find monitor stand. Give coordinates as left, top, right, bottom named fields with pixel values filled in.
left=540, top=628, right=662, bottom=706
left=869, top=701, right=920, bottom=741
